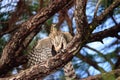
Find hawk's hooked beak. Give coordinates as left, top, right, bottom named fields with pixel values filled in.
left=51, top=43, right=64, bottom=56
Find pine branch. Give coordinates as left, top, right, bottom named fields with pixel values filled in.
left=89, top=24, right=120, bottom=42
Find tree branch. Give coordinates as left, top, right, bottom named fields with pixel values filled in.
left=93, top=0, right=102, bottom=18
left=76, top=53, right=105, bottom=72
left=89, top=24, right=120, bottom=42
left=75, top=0, right=88, bottom=34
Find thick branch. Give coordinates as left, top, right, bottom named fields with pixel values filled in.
left=75, top=0, right=88, bottom=35
left=89, top=24, right=120, bottom=42
left=0, top=0, right=73, bottom=76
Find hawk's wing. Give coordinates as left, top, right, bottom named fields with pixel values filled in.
left=27, top=37, right=53, bottom=66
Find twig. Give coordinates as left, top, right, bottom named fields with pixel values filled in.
left=93, top=0, right=102, bottom=18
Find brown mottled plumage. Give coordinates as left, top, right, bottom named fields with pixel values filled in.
left=27, top=24, right=77, bottom=79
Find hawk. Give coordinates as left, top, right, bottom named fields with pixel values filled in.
left=27, top=24, right=77, bottom=79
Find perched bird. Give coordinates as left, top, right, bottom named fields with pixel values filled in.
left=27, top=24, right=77, bottom=79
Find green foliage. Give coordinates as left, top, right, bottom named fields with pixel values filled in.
left=0, top=37, right=7, bottom=56
left=0, top=13, right=9, bottom=29
left=102, top=73, right=116, bottom=80
left=46, top=18, right=53, bottom=26
left=105, top=51, right=117, bottom=60
left=101, top=0, right=113, bottom=8
left=29, top=37, right=38, bottom=49
left=29, top=2, right=39, bottom=12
